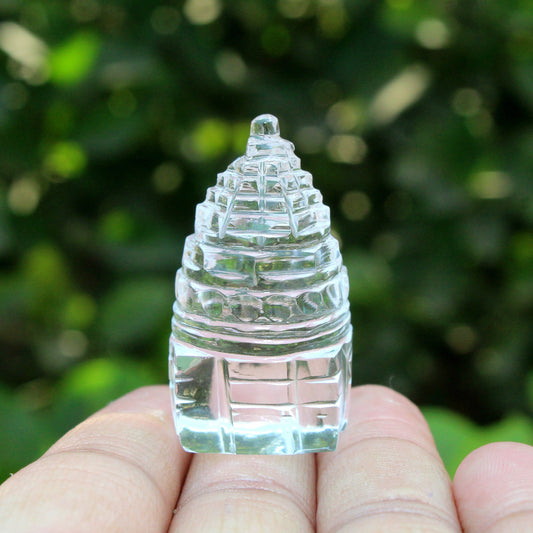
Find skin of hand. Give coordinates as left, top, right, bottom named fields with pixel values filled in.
left=1, top=385, right=533, bottom=533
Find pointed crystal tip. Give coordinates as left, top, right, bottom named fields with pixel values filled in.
left=251, top=114, right=280, bottom=136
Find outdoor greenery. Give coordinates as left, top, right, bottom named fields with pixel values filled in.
left=1, top=0, right=532, bottom=479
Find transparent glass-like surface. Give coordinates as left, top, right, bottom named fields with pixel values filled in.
left=169, top=114, right=352, bottom=454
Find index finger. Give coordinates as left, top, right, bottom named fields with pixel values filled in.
left=0, top=386, right=190, bottom=533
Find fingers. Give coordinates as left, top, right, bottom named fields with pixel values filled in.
left=454, top=442, right=533, bottom=532
left=170, top=454, right=315, bottom=533
left=0, top=386, right=190, bottom=533
left=317, top=385, right=461, bottom=533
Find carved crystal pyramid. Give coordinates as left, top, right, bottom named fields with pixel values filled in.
left=169, top=114, right=352, bottom=454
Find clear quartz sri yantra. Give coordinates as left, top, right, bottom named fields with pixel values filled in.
left=169, top=114, right=352, bottom=454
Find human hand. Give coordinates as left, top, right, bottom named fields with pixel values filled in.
left=1, top=385, right=532, bottom=532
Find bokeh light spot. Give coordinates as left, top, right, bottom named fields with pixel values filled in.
left=215, top=50, right=247, bottom=86
left=231, top=122, right=251, bottom=153
left=44, top=141, right=87, bottom=180
left=369, top=64, right=431, bottom=126
left=277, top=0, right=311, bottom=19
left=99, top=209, right=136, bottom=243
left=340, top=190, right=372, bottom=220
left=415, top=19, right=450, bottom=49
left=183, top=0, right=222, bottom=25
left=317, top=0, right=348, bottom=39
left=187, top=118, right=230, bottom=160
left=0, top=22, right=49, bottom=84
left=152, top=162, right=183, bottom=193
left=446, top=325, right=478, bottom=354
left=49, top=32, right=101, bottom=86
left=22, top=243, right=69, bottom=296
left=326, top=100, right=362, bottom=132
left=466, top=109, right=493, bottom=138
left=452, top=88, right=483, bottom=117
left=468, top=171, right=513, bottom=200
left=7, top=176, right=41, bottom=215
left=327, top=135, right=367, bottom=164
left=58, top=329, right=88, bottom=359
left=475, top=349, right=506, bottom=378
left=63, top=293, right=97, bottom=329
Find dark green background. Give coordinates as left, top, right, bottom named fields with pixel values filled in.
left=1, top=0, right=532, bottom=478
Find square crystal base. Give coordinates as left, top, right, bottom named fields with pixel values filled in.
left=169, top=334, right=352, bottom=454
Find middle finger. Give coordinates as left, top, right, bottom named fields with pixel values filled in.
left=170, top=454, right=315, bottom=533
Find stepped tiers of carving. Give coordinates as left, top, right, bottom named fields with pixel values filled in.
left=194, top=115, right=329, bottom=248
left=169, top=114, right=353, bottom=454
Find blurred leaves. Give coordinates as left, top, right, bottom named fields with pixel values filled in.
left=190, top=118, right=231, bottom=159
left=0, top=385, right=49, bottom=481
left=0, top=0, right=532, bottom=478
left=44, top=141, right=87, bottom=179
left=424, top=406, right=533, bottom=477
left=49, top=32, right=101, bottom=86
left=54, top=357, right=157, bottom=421
left=0, top=357, right=157, bottom=482
left=344, top=249, right=393, bottom=306
left=98, top=278, right=172, bottom=348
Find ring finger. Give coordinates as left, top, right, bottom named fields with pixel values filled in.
left=317, top=385, right=462, bottom=533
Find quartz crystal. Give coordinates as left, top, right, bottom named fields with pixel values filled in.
left=169, top=114, right=352, bottom=454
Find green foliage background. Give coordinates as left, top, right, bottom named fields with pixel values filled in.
left=1, top=0, right=533, bottom=478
